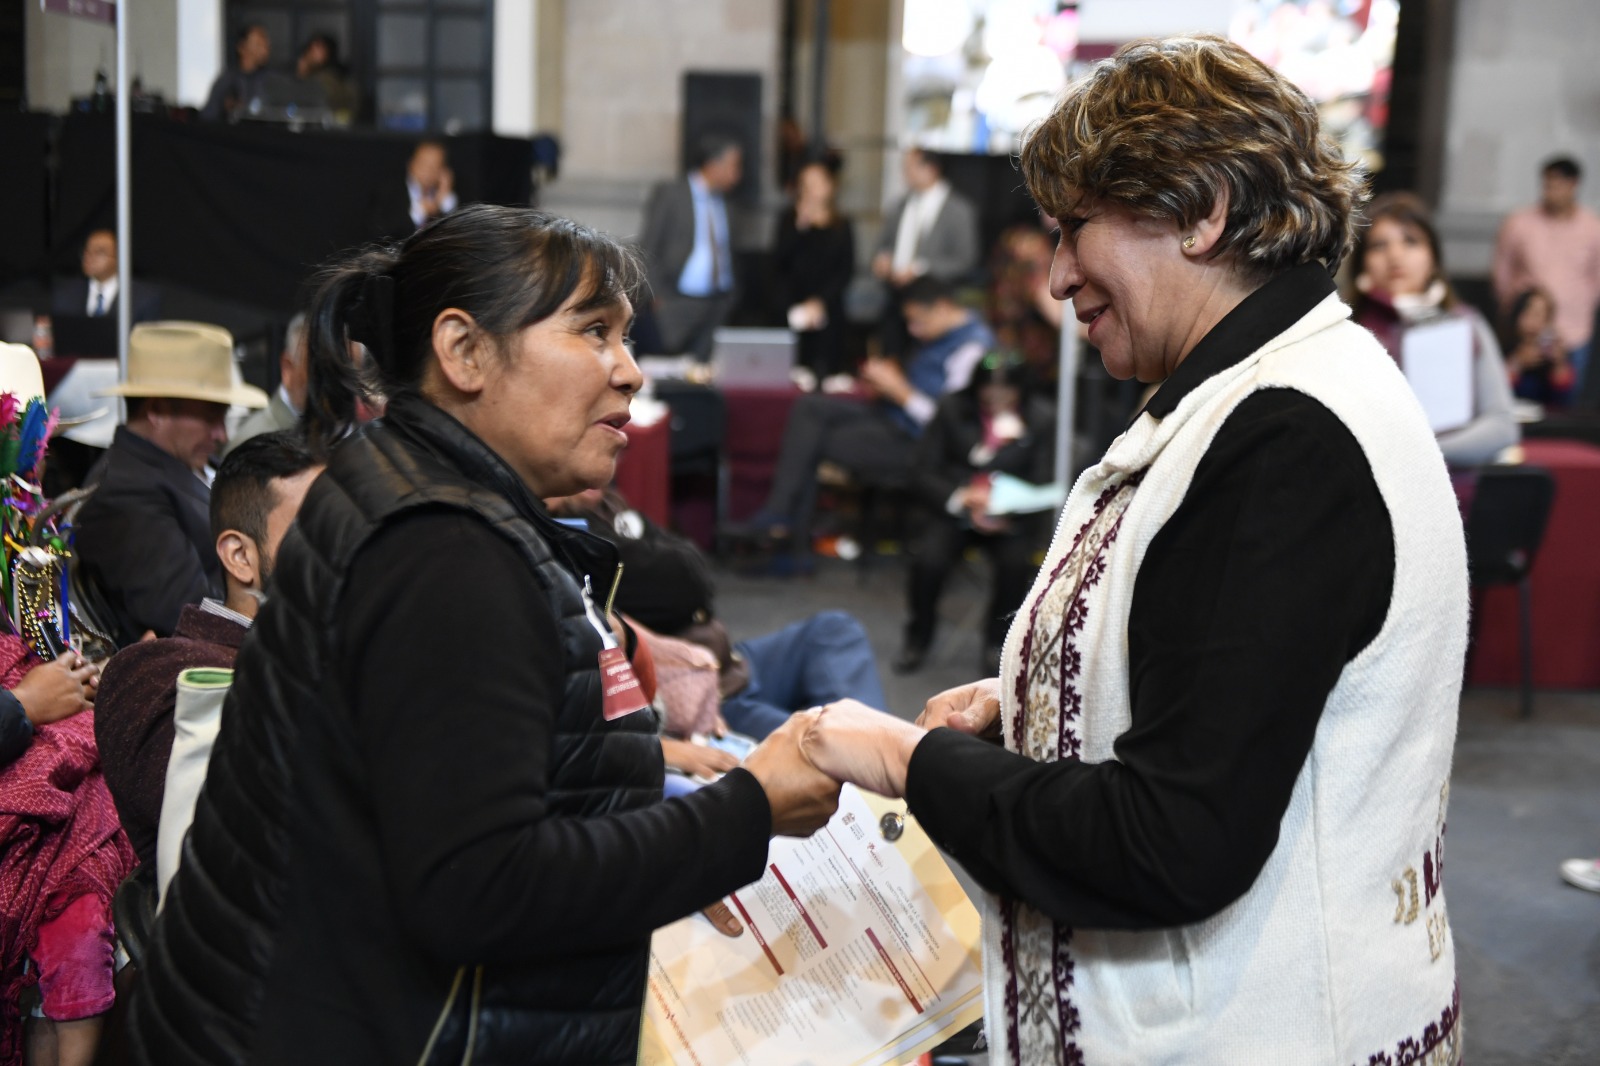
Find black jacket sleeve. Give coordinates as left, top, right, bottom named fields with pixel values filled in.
left=815, top=222, right=855, bottom=308
left=911, top=396, right=1059, bottom=511
left=339, top=512, right=772, bottom=965
left=0, top=690, right=32, bottom=766
left=905, top=389, right=1394, bottom=929
left=909, top=397, right=975, bottom=510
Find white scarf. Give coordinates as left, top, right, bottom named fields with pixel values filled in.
left=993, top=470, right=1145, bottom=1064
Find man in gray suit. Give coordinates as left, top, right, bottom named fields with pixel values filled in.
left=226, top=312, right=306, bottom=455
left=638, top=134, right=743, bottom=360
left=872, top=148, right=980, bottom=354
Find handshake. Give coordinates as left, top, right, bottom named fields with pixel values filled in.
left=741, top=678, right=1003, bottom=837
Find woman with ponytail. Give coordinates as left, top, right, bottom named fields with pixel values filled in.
left=128, top=205, right=841, bottom=1066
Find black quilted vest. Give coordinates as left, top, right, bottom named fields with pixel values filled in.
left=128, top=395, right=664, bottom=1065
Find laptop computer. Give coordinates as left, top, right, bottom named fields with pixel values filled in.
left=709, top=328, right=797, bottom=389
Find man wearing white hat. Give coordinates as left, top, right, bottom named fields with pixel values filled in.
left=74, top=322, right=268, bottom=646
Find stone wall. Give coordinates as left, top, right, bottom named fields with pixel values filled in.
left=26, top=0, right=180, bottom=112
left=1436, top=0, right=1600, bottom=275
left=540, top=0, right=784, bottom=243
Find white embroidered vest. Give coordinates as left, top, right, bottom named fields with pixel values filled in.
left=987, top=292, right=1466, bottom=1066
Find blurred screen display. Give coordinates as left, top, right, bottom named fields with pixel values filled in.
left=901, top=0, right=1398, bottom=171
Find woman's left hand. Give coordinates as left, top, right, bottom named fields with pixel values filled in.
left=800, top=700, right=927, bottom=799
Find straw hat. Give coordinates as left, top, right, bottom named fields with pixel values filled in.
left=97, top=321, right=269, bottom=408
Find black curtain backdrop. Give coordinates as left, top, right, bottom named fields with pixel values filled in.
left=0, top=114, right=52, bottom=288
left=28, top=115, right=532, bottom=310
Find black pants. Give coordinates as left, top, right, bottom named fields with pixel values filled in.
left=878, top=283, right=911, bottom=358
left=905, top=510, right=1046, bottom=652
left=761, top=394, right=916, bottom=550
left=796, top=315, right=850, bottom=379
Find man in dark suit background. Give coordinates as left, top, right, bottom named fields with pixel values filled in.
left=368, top=139, right=459, bottom=241
left=871, top=147, right=980, bottom=354
left=201, top=23, right=273, bottom=122
left=638, top=133, right=743, bottom=360
left=51, top=229, right=161, bottom=323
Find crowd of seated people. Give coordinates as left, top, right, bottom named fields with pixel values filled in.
left=95, top=432, right=323, bottom=880
left=0, top=319, right=359, bottom=1061
left=742, top=276, right=996, bottom=572
left=202, top=23, right=358, bottom=125
left=547, top=486, right=888, bottom=747
left=0, top=340, right=333, bottom=1063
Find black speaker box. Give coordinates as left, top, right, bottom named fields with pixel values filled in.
left=682, top=71, right=762, bottom=208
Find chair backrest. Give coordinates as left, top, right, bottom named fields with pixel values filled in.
left=656, top=381, right=727, bottom=468
left=1463, top=466, right=1557, bottom=585
left=113, top=865, right=158, bottom=971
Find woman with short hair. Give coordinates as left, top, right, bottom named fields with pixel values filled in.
left=129, top=205, right=840, bottom=1066
left=806, top=35, right=1466, bottom=1064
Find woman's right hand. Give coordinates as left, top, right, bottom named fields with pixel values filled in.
left=916, top=678, right=1003, bottom=739
left=661, top=737, right=741, bottom=780
left=11, top=653, right=98, bottom=727
left=743, top=709, right=842, bottom=836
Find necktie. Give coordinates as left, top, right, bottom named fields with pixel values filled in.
left=707, top=198, right=722, bottom=292
left=92, top=290, right=105, bottom=317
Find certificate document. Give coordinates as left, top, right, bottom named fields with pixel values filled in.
left=640, top=786, right=984, bottom=1066
left=1401, top=316, right=1475, bottom=433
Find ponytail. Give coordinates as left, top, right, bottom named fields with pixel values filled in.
left=303, top=245, right=400, bottom=458
left=300, top=204, right=643, bottom=459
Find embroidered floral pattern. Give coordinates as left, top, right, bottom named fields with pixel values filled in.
left=1353, top=982, right=1463, bottom=1066
left=1001, top=472, right=1144, bottom=1066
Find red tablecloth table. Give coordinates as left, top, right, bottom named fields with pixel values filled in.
left=1469, top=438, right=1600, bottom=690
left=40, top=356, right=87, bottom=395
left=615, top=416, right=671, bottom=528
left=720, top=384, right=802, bottom=522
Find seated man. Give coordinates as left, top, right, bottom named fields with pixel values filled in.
left=748, top=276, right=995, bottom=565
left=369, top=139, right=459, bottom=241
left=548, top=487, right=887, bottom=740
left=201, top=23, right=272, bottom=122
left=226, top=312, right=307, bottom=454
left=898, top=351, right=1056, bottom=675
left=74, top=322, right=269, bottom=645
left=95, top=431, right=322, bottom=872
left=50, top=228, right=161, bottom=325
left=295, top=33, right=358, bottom=122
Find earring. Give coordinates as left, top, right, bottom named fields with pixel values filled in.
left=1182, top=235, right=1197, bottom=250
